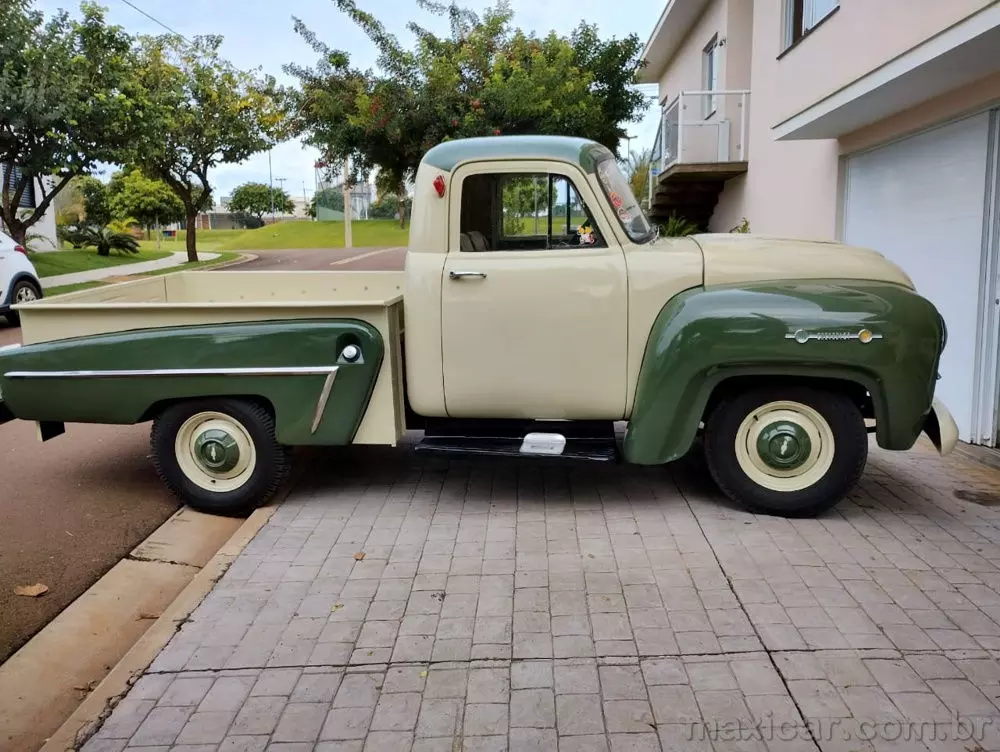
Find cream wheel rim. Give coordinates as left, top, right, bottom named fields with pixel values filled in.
left=175, top=411, right=256, bottom=492
left=734, top=401, right=835, bottom=492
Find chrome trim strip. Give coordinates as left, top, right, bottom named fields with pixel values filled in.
left=3, top=366, right=337, bottom=379
left=311, top=368, right=340, bottom=434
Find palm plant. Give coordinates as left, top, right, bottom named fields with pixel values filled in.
left=659, top=214, right=700, bottom=237
left=76, top=224, right=141, bottom=256
left=624, top=149, right=653, bottom=204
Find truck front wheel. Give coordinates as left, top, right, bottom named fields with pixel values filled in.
left=703, top=386, right=867, bottom=517
left=150, top=398, right=290, bottom=516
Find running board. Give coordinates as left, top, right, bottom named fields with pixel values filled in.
left=414, top=433, right=619, bottom=462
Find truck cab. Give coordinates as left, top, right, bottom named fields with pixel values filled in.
left=0, top=136, right=958, bottom=519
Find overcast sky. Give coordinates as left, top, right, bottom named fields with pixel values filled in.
left=36, top=0, right=663, bottom=201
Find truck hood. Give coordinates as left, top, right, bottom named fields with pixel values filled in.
left=687, top=233, right=915, bottom=289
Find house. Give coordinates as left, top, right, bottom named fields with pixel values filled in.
left=0, top=166, right=58, bottom=250
left=639, top=0, right=1000, bottom=448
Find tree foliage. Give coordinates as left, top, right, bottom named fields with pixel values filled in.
left=79, top=175, right=113, bottom=227
left=283, top=0, right=647, bottom=227
left=108, top=169, right=185, bottom=234
left=0, top=1, right=140, bottom=244
left=229, top=182, right=294, bottom=219
left=128, top=34, right=285, bottom=260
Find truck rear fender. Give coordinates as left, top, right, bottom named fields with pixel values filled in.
left=623, top=281, right=946, bottom=465
left=0, top=319, right=385, bottom=446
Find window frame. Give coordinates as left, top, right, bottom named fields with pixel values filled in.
left=448, top=160, right=617, bottom=255
left=782, top=0, right=839, bottom=53
left=702, top=34, right=720, bottom=120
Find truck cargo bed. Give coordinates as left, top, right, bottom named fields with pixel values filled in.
left=14, top=271, right=407, bottom=445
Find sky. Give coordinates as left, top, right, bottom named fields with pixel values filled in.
left=35, top=0, right=665, bottom=203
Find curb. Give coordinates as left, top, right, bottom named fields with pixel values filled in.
left=201, top=252, right=259, bottom=271
left=40, top=454, right=308, bottom=752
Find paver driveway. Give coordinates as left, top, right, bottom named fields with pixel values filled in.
left=82, top=439, right=1000, bottom=752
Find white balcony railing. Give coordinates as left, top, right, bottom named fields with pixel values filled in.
left=649, top=90, right=750, bottom=202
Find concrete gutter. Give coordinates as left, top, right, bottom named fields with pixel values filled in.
left=0, top=509, right=242, bottom=751
left=38, top=504, right=279, bottom=752
left=36, top=450, right=310, bottom=752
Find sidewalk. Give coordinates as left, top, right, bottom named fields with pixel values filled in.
left=78, top=441, right=1000, bottom=752
left=41, top=252, right=220, bottom=289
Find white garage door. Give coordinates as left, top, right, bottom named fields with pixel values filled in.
left=844, top=111, right=998, bottom=444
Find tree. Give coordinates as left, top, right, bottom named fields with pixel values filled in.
left=283, top=0, right=647, bottom=229
left=79, top=176, right=113, bottom=227
left=308, top=187, right=344, bottom=218
left=229, top=182, right=294, bottom=220
left=0, top=1, right=141, bottom=244
left=128, top=34, right=285, bottom=261
left=108, top=169, right=185, bottom=237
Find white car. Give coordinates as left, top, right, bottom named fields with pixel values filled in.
left=0, top=231, right=43, bottom=326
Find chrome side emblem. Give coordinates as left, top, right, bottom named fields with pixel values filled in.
left=786, top=328, right=883, bottom=344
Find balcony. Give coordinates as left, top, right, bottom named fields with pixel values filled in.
left=646, top=90, right=750, bottom=227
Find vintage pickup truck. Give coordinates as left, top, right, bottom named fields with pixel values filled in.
left=0, top=135, right=958, bottom=518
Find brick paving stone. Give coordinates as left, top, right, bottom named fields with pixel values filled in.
left=464, top=702, right=508, bottom=736
left=509, top=728, right=558, bottom=751
left=467, top=668, right=510, bottom=704
left=371, top=692, right=422, bottom=731
left=556, top=694, right=604, bottom=735
left=510, top=688, right=555, bottom=728
left=559, top=735, right=609, bottom=752
left=602, top=700, right=654, bottom=733
left=555, top=662, right=600, bottom=694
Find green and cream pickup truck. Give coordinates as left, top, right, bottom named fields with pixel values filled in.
left=0, top=135, right=958, bottom=518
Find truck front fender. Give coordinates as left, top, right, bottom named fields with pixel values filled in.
left=623, top=281, right=945, bottom=465
left=0, top=319, right=384, bottom=446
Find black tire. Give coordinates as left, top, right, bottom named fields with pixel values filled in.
left=150, top=398, right=290, bottom=516
left=703, top=385, right=867, bottom=518
left=5, top=279, right=41, bottom=326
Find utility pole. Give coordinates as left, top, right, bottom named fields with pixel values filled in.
left=343, top=157, right=353, bottom=249
left=268, top=150, right=275, bottom=225
left=302, top=181, right=309, bottom=219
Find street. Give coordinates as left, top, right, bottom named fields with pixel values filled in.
left=0, top=246, right=407, bottom=664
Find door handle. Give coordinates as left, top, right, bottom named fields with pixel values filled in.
left=449, top=270, right=487, bottom=280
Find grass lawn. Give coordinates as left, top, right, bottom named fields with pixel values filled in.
left=30, top=249, right=173, bottom=278
left=137, top=228, right=245, bottom=253
left=215, top=220, right=409, bottom=251
left=43, top=252, right=243, bottom=297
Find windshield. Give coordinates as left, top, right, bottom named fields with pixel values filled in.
left=594, top=156, right=655, bottom=243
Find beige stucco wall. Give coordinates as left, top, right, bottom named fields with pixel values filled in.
left=770, top=0, right=995, bottom=123
left=657, top=0, right=728, bottom=99
left=654, top=0, right=1000, bottom=238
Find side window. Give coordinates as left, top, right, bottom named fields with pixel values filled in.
left=458, top=171, right=606, bottom=252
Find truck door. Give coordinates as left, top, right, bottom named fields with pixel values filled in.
left=440, top=160, right=628, bottom=420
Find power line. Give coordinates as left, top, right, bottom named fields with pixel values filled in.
left=117, top=0, right=189, bottom=40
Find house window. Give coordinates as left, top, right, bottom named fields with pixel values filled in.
left=702, top=35, right=720, bottom=118
left=784, top=0, right=839, bottom=48
left=1, top=165, right=36, bottom=209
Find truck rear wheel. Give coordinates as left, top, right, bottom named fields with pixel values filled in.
left=703, top=386, right=867, bottom=517
left=150, top=398, right=289, bottom=516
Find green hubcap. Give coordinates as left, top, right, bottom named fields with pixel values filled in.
left=756, top=421, right=812, bottom=470
left=193, top=429, right=240, bottom=473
